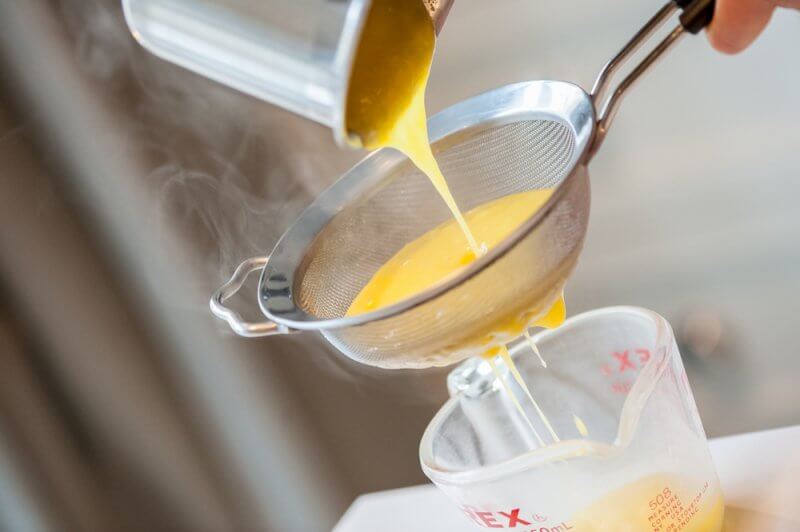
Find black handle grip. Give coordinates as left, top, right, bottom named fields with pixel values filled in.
left=676, top=0, right=716, bottom=34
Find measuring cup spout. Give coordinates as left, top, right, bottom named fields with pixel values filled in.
left=421, top=308, right=725, bottom=531
left=588, top=0, right=715, bottom=159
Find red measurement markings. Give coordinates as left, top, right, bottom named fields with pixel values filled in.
left=600, top=348, right=652, bottom=393
left=647, top=482, right=710, bottom=531
left=611, top=381, right=633, bottom=395
left=614, top=351, right=636, bottom=372
left=459, top=507, right=571, bottom=530
left=500, top=509, right=531, bottom=527
left=601, top=349, right=650, bottom=376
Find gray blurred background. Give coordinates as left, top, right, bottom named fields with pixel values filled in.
left=0, top=0, right=798, bottom=530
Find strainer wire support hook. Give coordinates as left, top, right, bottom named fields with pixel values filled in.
left=210, top=256, right=286, bottom=337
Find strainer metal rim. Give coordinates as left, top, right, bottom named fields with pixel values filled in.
left=260, top=80, right=596, bottom=331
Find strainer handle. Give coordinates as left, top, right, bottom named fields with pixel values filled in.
left=590, top=0, right=715, bottom=156
left=210, top=256, right=284, bottom=337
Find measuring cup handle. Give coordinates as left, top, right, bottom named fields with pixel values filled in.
left=210, top=256, right=283, bottom=337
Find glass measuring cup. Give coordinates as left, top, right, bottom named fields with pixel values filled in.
left=420, top=307, right=724, bottom=531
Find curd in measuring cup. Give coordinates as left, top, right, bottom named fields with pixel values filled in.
left=570, top=474, right=724, bottom=531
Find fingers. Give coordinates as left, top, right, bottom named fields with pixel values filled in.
left=707, top=0, right=800, bottom=54
left=707, top=0, right=776, bottom=54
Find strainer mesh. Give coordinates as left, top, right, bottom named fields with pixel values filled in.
left=298, top=120, right=575, bottom=316
left=292, top=118, right=588, bottom=368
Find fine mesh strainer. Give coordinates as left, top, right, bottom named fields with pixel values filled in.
left=211, top=0, right=715, bottom=369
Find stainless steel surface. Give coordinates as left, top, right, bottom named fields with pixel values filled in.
left=591, top=2, right=678, bottom=105
left=593, top=25, right=686, bottom=155
left=264, top=81, right=592, bottom=327
left=210, top=256, right=285, bottom=337
left=589, top=1, right=688, bottom=154
left=225, top=80, right=595, bottom=368
left=212, top=0, right=711, bottom=370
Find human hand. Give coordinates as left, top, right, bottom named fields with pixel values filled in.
left=708, top=0, right=800, bottom=53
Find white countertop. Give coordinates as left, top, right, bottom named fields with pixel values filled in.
left=335, top=425, right=800, bottom=531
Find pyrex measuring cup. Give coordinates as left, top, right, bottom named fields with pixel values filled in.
left=421, top=307, right=724, bottom=531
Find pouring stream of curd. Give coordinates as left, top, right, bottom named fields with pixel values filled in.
left=345, top=0, right=480, bottom=254
left=345, top=0, right=563, bottom=443
left=346, top=190, right=565, bottom=441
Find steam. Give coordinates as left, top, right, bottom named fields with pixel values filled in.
left=52, top=0, right=450, bottom=402
left=59, top=0, right=130, bottom=82
left=0, top=125, right=26, bottom=147
left=56, top=0, right=356, bottom=287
